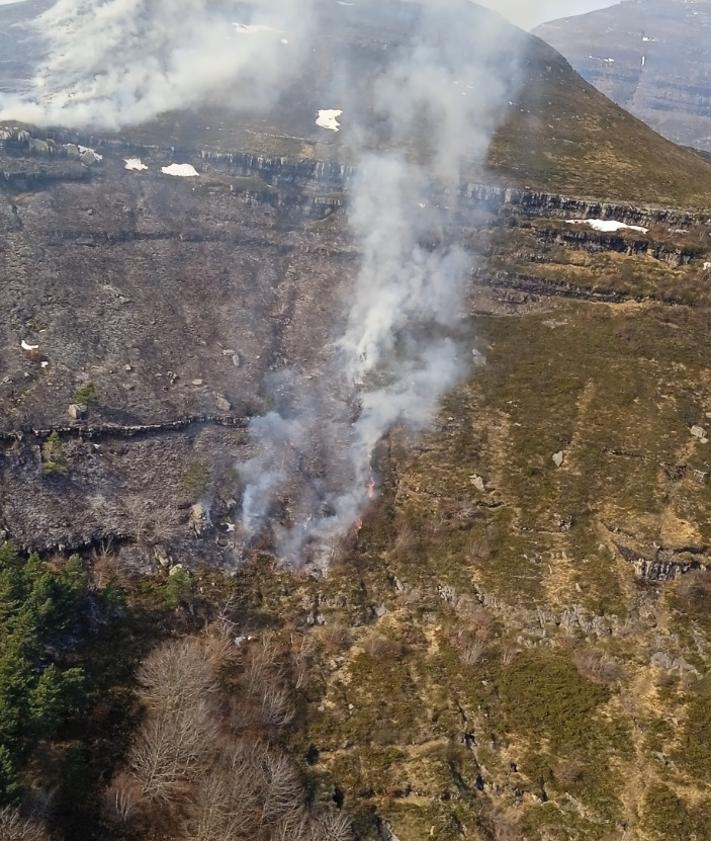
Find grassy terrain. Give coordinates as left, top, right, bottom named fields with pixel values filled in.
left=5, top=298, right=711, bottom=839
left=294, top=299, right=711, bottom=839
left=489, top=35, right=711, bottom=207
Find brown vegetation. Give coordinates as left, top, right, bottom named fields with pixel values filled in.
left=104, top=628, right=351, bottom=841
left=0, top=808, right=51, bottom=841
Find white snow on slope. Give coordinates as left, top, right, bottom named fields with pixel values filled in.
left=316, top=109, right=343, bottom=132
left=161, top=163, right=199, bottom=177
left=566, top=219, right=649, bottom=235
left=124, top=158, right=148, bottom=171
left=21, top=339, right=38, bottom=351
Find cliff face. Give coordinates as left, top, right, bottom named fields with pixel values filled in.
left=536, top=0, right=711, bottom=152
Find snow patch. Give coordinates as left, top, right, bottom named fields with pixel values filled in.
left=124, top=158, right=148, bottom=172
left=566, top=219, right=649, bottom=235
left=316, top=109, right=343, bottom=132
left=21, top=339, right=38, bottom=351
left=161, top=163, right=199, bottom=178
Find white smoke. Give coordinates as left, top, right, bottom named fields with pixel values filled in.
left=0, top=0, right=313, bottom=129
left=238, top=0, right=524, bottom=565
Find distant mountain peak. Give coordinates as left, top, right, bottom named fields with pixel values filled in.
left=536, top=0, right=711, bottom=152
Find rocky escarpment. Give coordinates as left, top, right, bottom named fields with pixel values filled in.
left=4, top=124, right=710, bottom=228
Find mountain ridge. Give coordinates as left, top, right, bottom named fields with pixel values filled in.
left=535, top=0, right=711, bottom=153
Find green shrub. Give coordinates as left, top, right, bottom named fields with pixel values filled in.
left=73, top=382, right=98, bottom=407
left=182, top=460, right=211, bottom=496
left=164, top=567, right=195, bottom=609
left=41, top=432, right=67, bottom=476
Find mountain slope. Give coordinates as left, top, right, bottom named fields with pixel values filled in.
left=535, top=0, right=711, bottom=154
left=3, top=2, right=711, bottom=840
left=4, top=0, right=711, bottom=206
left=108, top=5, right=711, bottom=207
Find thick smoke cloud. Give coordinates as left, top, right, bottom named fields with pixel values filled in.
left=238, top=0, right=524, bottom=565
left=0, top=0, right=313, bottom=129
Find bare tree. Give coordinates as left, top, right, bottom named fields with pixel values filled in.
left=259, top=749, right=305, bottom=830
left=107, top=632, right=351, bottom=841
left=137, top=638, right=219, bottom=711
left=128, top=696, right=219, bottom=808
left=104, top=636, right=223, bottom=829
left=573, top=649, right=624, bottom=686
left=309, top=810, right=353, bottom=841
left=181, top=739, right=304, bottom=841
left=0, top=808, right=51, bottom=841
left=237, top=638, right=296, bottom=730
left=103, top=771, right=144, bottom=825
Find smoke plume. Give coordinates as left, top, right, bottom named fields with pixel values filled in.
left=0, top=0, right=526, bottom=565
left=0, top=0, right=313, bottom=129
left=238, top=0, right=523, bottom=565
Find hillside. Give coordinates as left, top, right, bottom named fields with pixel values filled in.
left=1, top=2, right=711, bottom=840
left=93, top=8, right=711, bottom=208
left=4, top=0, right=711, bottom=206
left=536, top=0, right=711, bottom=154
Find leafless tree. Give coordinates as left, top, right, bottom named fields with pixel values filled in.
left=309, top=810, right=353, bottom=841
left=459, top=640, right=487, bottom=666
left=259, top=749, right=305, bottom=829
left=181, top=739, right=307, bottom=841
left=107, top=631, right=350, bottom=841
left=137, top=638, right=219, bottom=711
left=237, top=638, right=296, bottom=730
left=128, top=696, right=219, bottom=808
left=0, top=808, right=51, bottom=841
left=103, top=771, right=144, bottom=824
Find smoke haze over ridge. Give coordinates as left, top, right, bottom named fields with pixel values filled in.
left=0, top=0, right=531, bottom=565
left=0, top=0, right=315, bottom=128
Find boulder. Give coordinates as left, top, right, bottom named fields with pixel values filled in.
left=470, top=474, right=486, bottom=492
left=190, top=502, right=211, bottom=535
left=68, top=403, right=87, bottom=420
left=80, top=149, right=99, bottom=167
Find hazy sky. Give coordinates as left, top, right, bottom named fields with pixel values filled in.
left=485, top=0, right=620, bottom=29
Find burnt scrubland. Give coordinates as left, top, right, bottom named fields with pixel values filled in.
left=3, top=1, right=711, bottom=840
